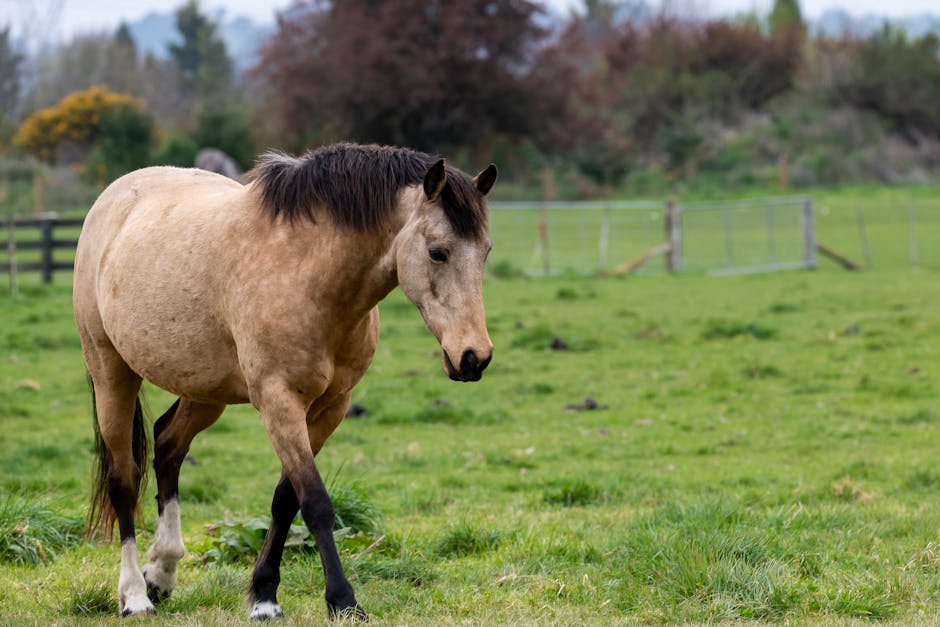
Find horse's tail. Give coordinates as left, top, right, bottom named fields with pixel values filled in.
left=86, top=376, right=150, bottom=541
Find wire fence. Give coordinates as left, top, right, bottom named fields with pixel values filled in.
left=1, top=192, right=938, bottom=289
left=489, top=194, right=940, bottom=276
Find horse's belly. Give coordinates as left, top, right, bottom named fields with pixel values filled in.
left=101, top=296, right=249, bottom=403
left=96, top=240, right=249, bottom=403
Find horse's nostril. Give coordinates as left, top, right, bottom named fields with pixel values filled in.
left=460, top=349, right=479, bottom=374
left=479, top=353, right=492, bottom=372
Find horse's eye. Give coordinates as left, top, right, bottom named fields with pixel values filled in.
left=428, top=248, right=448, bottom=263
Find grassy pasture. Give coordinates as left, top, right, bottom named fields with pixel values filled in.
left=1, top=188, right=940, bottom=624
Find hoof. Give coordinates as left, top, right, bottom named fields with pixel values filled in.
left=145, top=580, right=170, bottom=604
left=328, top=601, right=368, bottom=622
left=142, top=564, right=174, bottom=603
left=120, top=598, right=156, bottom=617
left=249, top=600, right=284, bottom=621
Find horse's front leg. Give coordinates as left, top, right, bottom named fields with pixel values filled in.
left=250, top=384, right=364, bottom=621
left=143, top=399, right=225, bottom=602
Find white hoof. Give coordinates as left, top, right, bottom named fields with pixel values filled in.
left=250, top=600, right=284, bottom=621
left=120, top=594, right=156, bottom=617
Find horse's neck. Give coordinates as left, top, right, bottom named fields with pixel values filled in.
left=298, top=225, right=399, bottom=322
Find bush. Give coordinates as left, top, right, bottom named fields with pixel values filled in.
left=84, top=105, right=155, bottom=184
left=192, top=104, right=255, bottom=169
left=12, top=86, right=143, bottom=162
left=153, top=133, right=198, bottom=167
left=837, top=28, right=940, bottom=138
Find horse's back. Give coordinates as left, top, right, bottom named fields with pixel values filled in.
left=74, top=166, right=251, bottom=402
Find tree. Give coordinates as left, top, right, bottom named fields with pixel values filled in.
left=22, top=29, right=187, bottom=130
left=168, top=1, right=232, bottom=107
left=837, top=28, right=940, bottom=140
left=192, top=104, right=254, bottom=168
left=253, top=0, right=550, bottom=154
left=769, top=0, right=805, bottom=37
left=0, top=26, right=24, bottom=132
left=86, top=104, right=156, bottom=183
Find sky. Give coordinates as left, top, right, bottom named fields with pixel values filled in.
left=3, top=0, right=939, bottom=44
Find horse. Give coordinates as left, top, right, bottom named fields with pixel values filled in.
left=72, top=142, right=497, bottom=620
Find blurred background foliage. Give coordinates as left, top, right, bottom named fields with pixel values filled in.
left=0, top=0, right=938, bottom=199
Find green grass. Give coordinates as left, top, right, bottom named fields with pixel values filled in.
left=3, top=192, right=940, bottom=623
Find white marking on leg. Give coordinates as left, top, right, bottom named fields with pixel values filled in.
left=250, top=600, right=284, bottom=621
left=143, top=499, right=185, bottom=599
left=119, top=538, right=156, bottom=616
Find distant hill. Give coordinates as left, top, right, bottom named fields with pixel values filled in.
left=816, top=9, right=940, bottom=37
left=126, top=9, right=273, bottom=71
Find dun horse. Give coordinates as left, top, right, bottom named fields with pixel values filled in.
left=73, top=143, right=497, bottom=619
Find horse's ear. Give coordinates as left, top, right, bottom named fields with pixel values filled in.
left=473, top=164, right=498, bottom=196
left=424, top=159, right=447, bottom=202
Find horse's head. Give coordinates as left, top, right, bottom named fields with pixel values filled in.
left=396, top=159, right=497, bottom=382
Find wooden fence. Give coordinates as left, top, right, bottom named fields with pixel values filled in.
left=2, top=214, right=84, bottom=288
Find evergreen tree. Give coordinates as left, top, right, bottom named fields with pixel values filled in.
left=167, top=1, right=232, bottom=107
left=769, top=0, right=804, bottom=36
left=114, top=22, right=136, bottom=56
left=0, top=27, right=23, bottom=126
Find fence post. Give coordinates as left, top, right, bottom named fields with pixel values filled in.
left=33, top=174, right=44, bottom=216
left=598, top=201, right=610, bottom=273
left=856, top=207, right=872, bottom=268
left=801, top=197, right=816, bottom=270
left=539, top=165, right=554, bottom=276
left=907, top=203, right=918, bottom=267
left=6, top=215, right=16, bottom=295
left=39, top=213, right=55, bottom=284
left=664, top=198, right=682, bottom=272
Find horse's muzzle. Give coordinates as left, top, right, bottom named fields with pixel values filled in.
left=444, top=349, right=491, bottom=382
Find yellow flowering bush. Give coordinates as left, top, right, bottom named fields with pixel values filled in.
left=13, top=86, right=143, bottom=162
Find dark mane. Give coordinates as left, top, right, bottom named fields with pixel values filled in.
left=249, top=143, right=487, bottom=239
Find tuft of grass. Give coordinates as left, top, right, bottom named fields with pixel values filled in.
left=896, top=409, right=938, bottom=425
left=742, top=364, right=783, bottom=379
left=767, top=302, right=802, bottom=314
left=329, top=476, right=384, bottom=538
left=165, top=565, right=245, bottom=611
left=487, top=259, right=526, bottom=279
left=510, top=323, right=598, bottom=351
left=63, top=582, right=117, bottom=616
left=435, top=522, right=503, bottom=558
left=349, top=536, right=432, bottom=586
left=702, top=319, right=778, bottom=340
left=542, top=478, right=607, bottom=507
left=0, top=493, right=83, bottom=565
left=613, top=500, right=804, bottom=620
left=904, top=468, right=940, bottom=491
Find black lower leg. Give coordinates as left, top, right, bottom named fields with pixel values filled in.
left=299, top=484, right=364, bottom=620
left=250, top=476, right=300, bottom=606
left=152, top=399, right=182, bottom=515
left=109, top=468, right=140, bottom=544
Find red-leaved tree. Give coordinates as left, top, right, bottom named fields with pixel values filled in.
left=253, top=0, right=554, bottom=154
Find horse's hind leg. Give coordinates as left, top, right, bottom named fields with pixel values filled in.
left=142, top=398, right=225, bottom=602
left=87, top=356, right=154, bottom=617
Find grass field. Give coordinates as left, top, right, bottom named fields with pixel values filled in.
left=1, top=189, right=940, bottom=624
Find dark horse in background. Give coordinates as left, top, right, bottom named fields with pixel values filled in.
left=72, top=143, right=497, bottom=619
